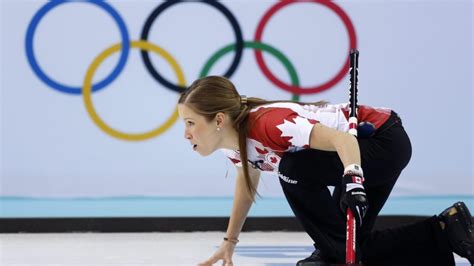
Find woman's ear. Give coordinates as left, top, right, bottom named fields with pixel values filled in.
left=215, top=112, right=225, bottom=127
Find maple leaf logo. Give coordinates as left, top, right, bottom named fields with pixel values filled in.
left=270, top=156, right=278, bottom=164
left=276, top=116, right=314, bottom=147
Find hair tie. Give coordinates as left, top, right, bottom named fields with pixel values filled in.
left=240, top=95, right=247, bottom=105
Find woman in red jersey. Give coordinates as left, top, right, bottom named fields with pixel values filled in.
left=177, top=76, right=473, bottom=266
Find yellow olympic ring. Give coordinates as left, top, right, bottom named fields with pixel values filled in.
left=83, top=40, right=185, bottom=141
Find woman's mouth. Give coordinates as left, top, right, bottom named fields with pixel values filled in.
left=192, top=144, right=197, bottom=151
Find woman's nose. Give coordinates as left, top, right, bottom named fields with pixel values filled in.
left=184, top=130, right=191, bottom=140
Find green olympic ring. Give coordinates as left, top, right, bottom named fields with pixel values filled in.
left=200, top=41, right=300, bottom=102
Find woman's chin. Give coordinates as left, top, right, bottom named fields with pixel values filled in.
left=197, top=148, right=215, bottom=157
left=199, top=151, right=212, bottom=157
left=194, top=148, right=207, bottom=156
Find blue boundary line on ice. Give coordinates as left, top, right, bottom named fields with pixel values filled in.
left=0, top=195, right=472, bottom=218
left=1, top=195, right=472, bottom=200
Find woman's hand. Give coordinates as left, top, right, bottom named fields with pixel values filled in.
left=339, top=164, right=368, bottom=227
left=198, top=240, right=237, bottom=266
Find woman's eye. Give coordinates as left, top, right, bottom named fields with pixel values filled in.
left=187, top=121, right=194, bottom=126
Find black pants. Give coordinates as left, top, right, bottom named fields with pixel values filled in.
left=278, top=112, right=454, bottom=265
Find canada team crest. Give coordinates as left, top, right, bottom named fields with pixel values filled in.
left=265, top=153, right=281, bottom=169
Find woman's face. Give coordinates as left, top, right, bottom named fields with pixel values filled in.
left=177, top=104, right=221, bottom=156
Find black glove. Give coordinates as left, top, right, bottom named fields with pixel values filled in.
left=340, top=164, right=369, bottom=227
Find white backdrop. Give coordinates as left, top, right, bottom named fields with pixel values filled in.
left=0, top=0, right=472, bottom=198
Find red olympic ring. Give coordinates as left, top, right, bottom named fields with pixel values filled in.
left=254, top=0, right=357, bottom=95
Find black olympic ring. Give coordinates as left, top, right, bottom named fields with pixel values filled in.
left=140, top=0, right=244, bottom=93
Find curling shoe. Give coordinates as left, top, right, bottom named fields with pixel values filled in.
left=296, top=249, right=331, bottom=266
left=439, top=201, right=474, bottom=264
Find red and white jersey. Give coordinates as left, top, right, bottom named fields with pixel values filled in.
left=221, top=102, right=391, bottom=173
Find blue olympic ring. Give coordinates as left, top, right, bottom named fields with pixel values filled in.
left=25, top=0, right=130, bottom=95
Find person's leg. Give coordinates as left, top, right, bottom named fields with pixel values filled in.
left=360, top=200, right=474, bottom=265
left=361, top=216, right=455, bottom=266
left=278, top=149, right=348, bottom=263
left=280, top=112, right=457, bottom=265
left=278, top=148, right=407, bottom=264
left=279, top=112, right=414, bottom=264
left=358, top=180, right=398, bottom=239
left=356, top=112, right=412, bottom=236
left=355, top=114, right=456, bottom=264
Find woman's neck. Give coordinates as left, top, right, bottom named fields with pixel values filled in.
left=219, top=127, right=240, bottom=151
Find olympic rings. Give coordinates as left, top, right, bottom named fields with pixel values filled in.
left=200, top=41, right=301, bottom=102
left=26, top=0, right=357, bottom=141
left=25, top=0, right=130, bottom=95
left=254, top=0, right=357, bottom=94
left=83, top=41, right=185, bottom=141
left=140, top=0, right=244, bottom=93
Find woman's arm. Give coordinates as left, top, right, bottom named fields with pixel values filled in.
left=226, top=165, right=261, bottom=240
left=198, top=165, right=260, bottom=266
left=309, top=122, right=368, bottom=227
left=309, top=123, right=361, bottom=167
